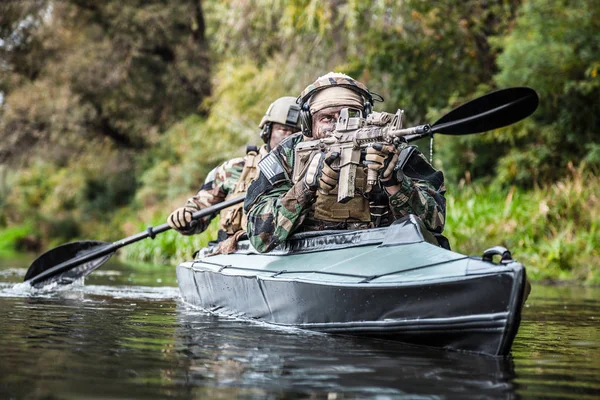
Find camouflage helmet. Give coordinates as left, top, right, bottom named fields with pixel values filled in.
left=259, top=97, right=301, bottom=130
left=298, top=72, right=374, bottom=109
left=297, top=72, right=383, bottom=137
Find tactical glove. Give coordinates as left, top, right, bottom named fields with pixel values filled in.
left=168, top=207, right=198, bottom=235
left=304, top=151, right=340, bottom=194
left=365, top=143, right=402, bottom=186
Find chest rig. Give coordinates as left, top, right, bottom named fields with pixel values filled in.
left=219, top=145, right=264, bottom=235
left=292, top=140, right=372, bottom=227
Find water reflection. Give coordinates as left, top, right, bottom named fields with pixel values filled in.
left=0, top=294, right=183, bottom=399
left=512, top=285, right=600, bottom=399
left=175, top=305, right=518, bottom=399
left=0, top=286, right=520, bottom=400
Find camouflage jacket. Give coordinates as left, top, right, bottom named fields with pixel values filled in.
left=183, top=157, right=245, bottom=234
left=244, top=133, right=446, bottom=253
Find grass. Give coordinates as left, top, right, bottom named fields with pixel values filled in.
left=115, top=165, right=598, bottom=284
left=0, top=224, right=36, bottom=257
left=116, top=167, right=598, bottom=284
left=446, top=164, right=599, bottom=284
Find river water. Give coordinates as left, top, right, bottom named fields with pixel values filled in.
left=0, top=255, right=598, bottom=399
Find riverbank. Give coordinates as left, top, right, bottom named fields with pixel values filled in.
left=2, top=168, right=598, bottom=284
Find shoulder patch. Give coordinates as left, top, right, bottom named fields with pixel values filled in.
left=258, top=152, right=288, bottom=184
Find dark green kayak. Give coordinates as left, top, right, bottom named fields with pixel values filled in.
left=177, top=215, right=529, bottom=356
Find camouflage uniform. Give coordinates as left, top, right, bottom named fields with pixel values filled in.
left=182, top=156, right=245, bottom=236
left=244, top=133, right=446, bottom=253
left=170, top=96, right=301, bottom=243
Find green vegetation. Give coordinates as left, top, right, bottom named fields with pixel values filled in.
left=1, top=0, right=598, bottom=283
left=121, top=159, right=600, bottom=284
left=116, top=162, right=600, bottom=284
left=0, top=224, right=36, bottom=257
left=446, top=165, right=599, bottom=284
left=119, top=216, right=220, bottom=266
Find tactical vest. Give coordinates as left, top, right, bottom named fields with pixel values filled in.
left=219, top=146, right=264, bottom=235
left=293, top=149, right=372, bottom=229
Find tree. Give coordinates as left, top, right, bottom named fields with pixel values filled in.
left=0, top=0, right=211, bottom=164
left=493, top=0, right=600, bottom=185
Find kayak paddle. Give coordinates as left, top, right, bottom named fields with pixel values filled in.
left=398, top=86, right=539, bottom=141
left=24, top=194, right=246, bottom=288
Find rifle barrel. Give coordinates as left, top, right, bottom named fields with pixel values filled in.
left=391, top=124, right=431, bottom=137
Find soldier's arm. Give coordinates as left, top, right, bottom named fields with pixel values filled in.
left=184, top=158, right=244, bottom=233
left=386, top=150, right=446, bottom=233
left=244, top=153, right=313, bottom=253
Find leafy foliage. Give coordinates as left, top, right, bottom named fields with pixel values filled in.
left=437, top=0, right=600, bottom=186
left=0, top=224, right=37, bottom=256
left=0, top=0, right=211, bottom=163
left=491, top=0, right=600, bottom=186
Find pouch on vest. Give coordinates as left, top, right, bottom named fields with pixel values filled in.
left=312, top=166, right=371, bottom=222
left=220, top=147, right=262, bottom=234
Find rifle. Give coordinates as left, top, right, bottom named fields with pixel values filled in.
left=293, top=87, right=539, bottom=203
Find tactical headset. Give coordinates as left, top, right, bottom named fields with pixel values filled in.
left=259, top=123, right=272, bottom=144
left=259, top=98, right=301, bottom=147
left=296, top=78, right=383, bottom=137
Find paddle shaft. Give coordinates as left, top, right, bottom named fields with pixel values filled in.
left=26, top=194, right=246, bottom=285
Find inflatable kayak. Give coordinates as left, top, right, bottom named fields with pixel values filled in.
left=176, top=215, right=529, bottom=356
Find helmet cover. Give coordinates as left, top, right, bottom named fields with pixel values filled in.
left=259, top=97, right=301, bottom=129
left=297, top=72, right=374, bottom=110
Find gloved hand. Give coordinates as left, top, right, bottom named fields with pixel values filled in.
left=365, top=143, right=401, bottom=186
left=303, top=151, right=340, bottom=194
left=168, top=207, right=198, bottom=235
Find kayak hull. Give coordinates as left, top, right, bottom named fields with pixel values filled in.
left=176, top=216, right=527, bottom=356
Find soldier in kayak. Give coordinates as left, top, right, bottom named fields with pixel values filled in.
left=167, top=97, right=301, bottom=251
left=244, top=72, right=446, bottom=253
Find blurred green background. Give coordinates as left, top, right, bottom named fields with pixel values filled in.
left=0, top=0, right=598, bottom=283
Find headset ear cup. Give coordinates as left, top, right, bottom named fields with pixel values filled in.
left=300, top=106, right=313, bottom=137
left=260, top=123, right=272, bottom=144
left=364, top=101, right=373, bottom=117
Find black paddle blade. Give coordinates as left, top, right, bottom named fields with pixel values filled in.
left=432, top=87, right=539, bottom=135
left=24, top=241, right=111, bottom=286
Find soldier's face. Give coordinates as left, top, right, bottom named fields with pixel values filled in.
left=312, top=106, right=345, bottom=139
left=270, top=122, right=298, bottom=149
